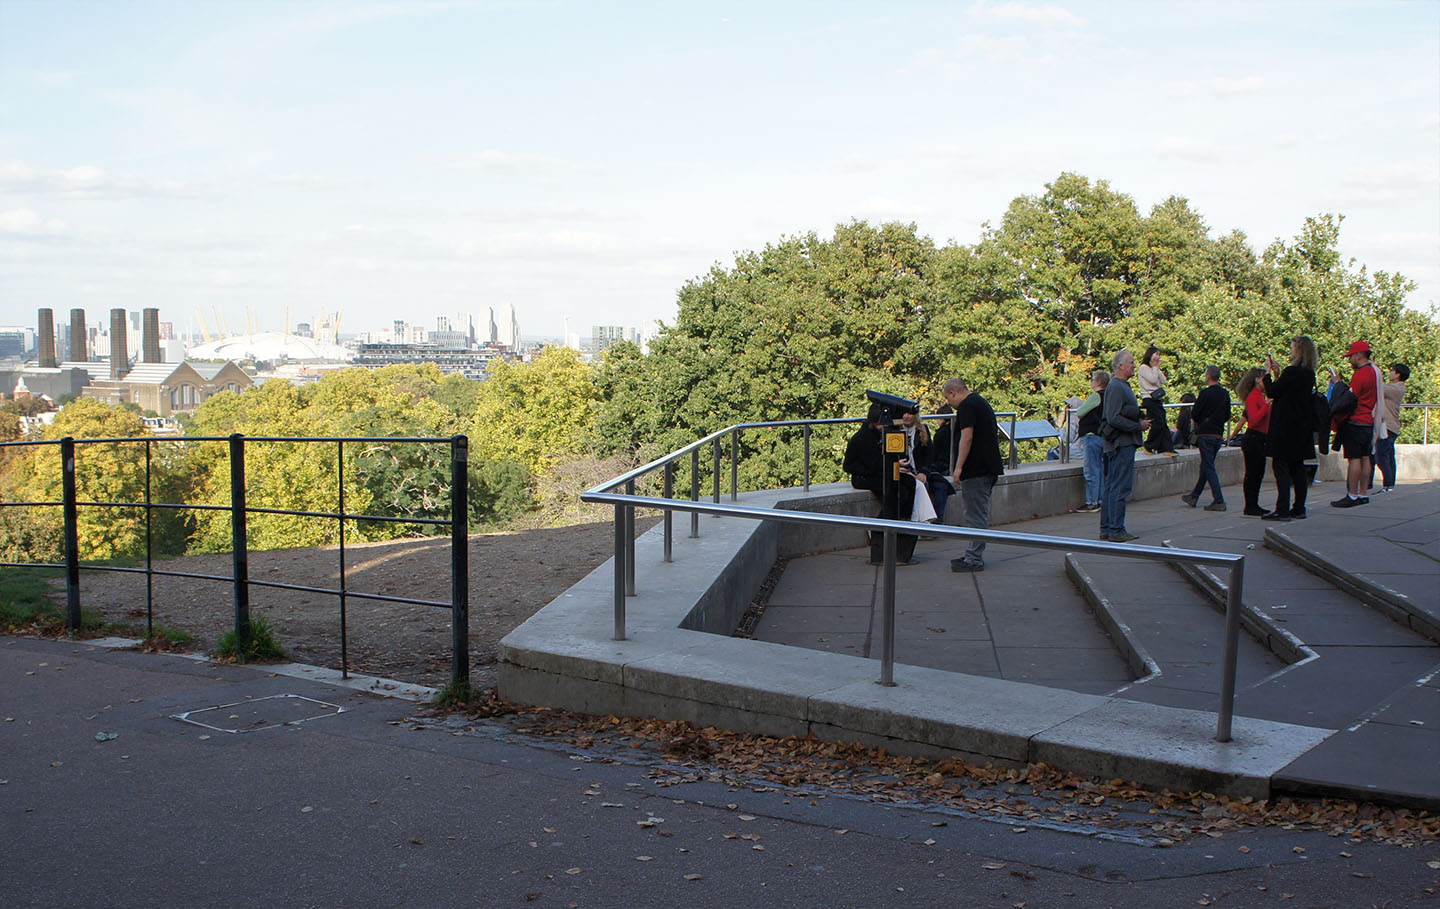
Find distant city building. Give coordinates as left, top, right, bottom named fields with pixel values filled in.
left=187, top=331, right=352, bottom=363
left=354, top=342, right=519, bottom=380
left=591, top=325, right=643, bottom=353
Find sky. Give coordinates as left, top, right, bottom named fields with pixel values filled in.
left=1, top=0, right=1437, bottom=342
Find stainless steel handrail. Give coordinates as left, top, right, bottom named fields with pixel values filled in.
left=581, top=489, right=1247, bottom=743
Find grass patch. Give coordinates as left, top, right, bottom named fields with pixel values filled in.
left=432, top=678, right=480, bottom=709
left=139, top=625, right=196, bottom=653
left=214, top=616, right=287, bottom=663
left=0, top=567, right=104, bottom=635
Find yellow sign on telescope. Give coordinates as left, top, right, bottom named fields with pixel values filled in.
left=885, top=432, right=905, bottom=453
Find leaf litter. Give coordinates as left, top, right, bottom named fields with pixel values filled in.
left=412, top=694, right=1439, bottom=849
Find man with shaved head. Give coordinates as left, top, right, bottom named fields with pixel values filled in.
left=944, top=377, right=1004, bottom=573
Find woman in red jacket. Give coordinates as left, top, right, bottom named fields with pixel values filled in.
left=1236, top=367, right=1270, bottom=516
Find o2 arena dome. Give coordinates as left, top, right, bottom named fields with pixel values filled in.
left=188, top=331, right=352, bottom=363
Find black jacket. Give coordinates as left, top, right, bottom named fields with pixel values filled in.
left=1264, top=365, right=1317, bottom=461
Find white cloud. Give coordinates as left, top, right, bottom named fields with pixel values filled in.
left=967, top=0, right=1084, bottom=30
left=0, top=160, right=206, bottom=199
left=0, top=208, right=69, bottom=237
left=1209, top=76, right=1265, bottom=95
left=1150, top=137, right=1240, bottom=163
left=433, top=149, right=597, bottom=178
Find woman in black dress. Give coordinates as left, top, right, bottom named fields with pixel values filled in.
left=1262, top=336, right=1317, bottom=521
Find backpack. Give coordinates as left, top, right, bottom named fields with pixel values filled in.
left=1311, top=391, right=1331, bottom=455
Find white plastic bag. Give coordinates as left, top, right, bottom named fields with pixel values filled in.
left=909, top=475, right=937, bottom=523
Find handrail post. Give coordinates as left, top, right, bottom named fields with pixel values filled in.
left=730, top=429, right=739, bottom=501
left=1216, top=558, right=1244, bottom=742
left=879, top=528, right=897, bottom=686
left=339, top=440, right=349, bottom=679
left=625, top=479, right=636, bottom=596
left=1060, top=407, right=1071, bottom=464
left=229, top=433, right=251, bottom=653
left=690, top=448, right=700, bottom=538
left=144, top=440, right=154, bottom=637
left=662, top=462, right=674, bottom=563
left=613, top=503, right=626, bottom=640
left=712, top=439, right=721, bottom=505
left=60, top=437, right=80, bottom=634
left=1009, top=413, right=1018, bottom=469
left=803, top=425, right=812, bottom=491
left=450, top=435, right=470, bottom=690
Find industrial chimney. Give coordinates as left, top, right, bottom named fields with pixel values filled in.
left=110, top=308, right=129, bottom=379
left=70, top=308, right=88, bottom=362
left=37, top=308, right=57, bottom=368
left=142, top=307, right=161, bottom=363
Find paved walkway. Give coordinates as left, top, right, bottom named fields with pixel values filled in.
left=754, top=475, right=1440, bottom=807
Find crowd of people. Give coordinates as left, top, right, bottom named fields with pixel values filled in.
left=844, top=337, right=1412, bottom=567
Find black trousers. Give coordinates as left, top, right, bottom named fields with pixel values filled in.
left=869, top=488, right=917, bottom=563
left=1270, top=457, right=1309, bottom=515
left=1143, top=398, right=1173, bottom=453
left=1241, top=430, right=1267, bottom=510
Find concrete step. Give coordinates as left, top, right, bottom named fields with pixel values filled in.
left=1064, top=554, right=1286, bottom=712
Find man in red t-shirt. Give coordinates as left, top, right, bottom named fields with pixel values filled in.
left=1332, top=340, right=1382, bottom=507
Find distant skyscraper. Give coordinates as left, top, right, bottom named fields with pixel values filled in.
left=70, top=309, right=87, bottom=361
left=110, top=308, right=129, bottom=379
left=496, top=303, right=520, bottom=348
left=36, top=308, right=57, bottom=368
left=485, top=307, right=498, bottom=344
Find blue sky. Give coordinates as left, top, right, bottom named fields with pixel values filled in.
left=2, top=0, right=1436, bottom=340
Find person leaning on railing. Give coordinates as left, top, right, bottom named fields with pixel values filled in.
left=1073, top=369, right=1109, bottom=514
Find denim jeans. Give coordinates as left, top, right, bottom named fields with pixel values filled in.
left=1374, top=431, right=1398, bottom=488
left=1190, top=435, right=1224, bottom=503
left=1101, top=445, right=1136, bottom=536
left=1081, top=433, right=1104, bottom=505
left=959, top=474, right=996, bottom=565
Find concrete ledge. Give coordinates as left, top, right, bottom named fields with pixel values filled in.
left=1264, top=528, right=1440, bottom=643
left=1063, top=555, right=1159, bottom=684
left=1164, top=548, right=1316, bottom=666
left=1032, top=700, right=1335, bottom=800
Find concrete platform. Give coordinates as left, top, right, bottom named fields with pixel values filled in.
left=500, top=447, right=1440, bottom=803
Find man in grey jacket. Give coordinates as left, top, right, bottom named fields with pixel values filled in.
left=1100, top=349, right=1151, bottom=543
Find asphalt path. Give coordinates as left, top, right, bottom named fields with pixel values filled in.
left=2, top=637, right=1436, bottom=907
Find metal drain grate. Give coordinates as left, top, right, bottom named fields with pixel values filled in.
left=171, top=694, right=347, bottom=734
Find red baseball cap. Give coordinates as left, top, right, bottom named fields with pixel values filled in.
left=1345, top=340, right=1370, bottom=356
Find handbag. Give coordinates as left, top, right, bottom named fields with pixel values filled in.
left=909, top=475, right=938, bottom=523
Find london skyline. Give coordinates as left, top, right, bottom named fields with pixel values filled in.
left=2, top=1, right=1437, bottom=338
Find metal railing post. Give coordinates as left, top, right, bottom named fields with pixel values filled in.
left=662, top=462, right=674, bottom=563
left=144, top=439, right=154, bottom=637
left=625, top=479, right=636, bottom=596
left=338, top=440, right=348, bottom=679
left=879, top=529, right=897, bottom=686
left=450, top=435, right=470, bottom=689
left=613, top=503, right=626, bottom=640
left=712, top=439, right=721, bottom=505
left=1216, top=558, right=1245, bottom=742
left=803, top=425, right=812, bottom=491
left=229, top=433, right=251, bottom=652
left=730, top=429, right=739, bottom=501
left=1009, top=413, right=1019, bottom=469
left=60, top=437, right=80, bottom=633
left=690, top=448, right=700, bottom=538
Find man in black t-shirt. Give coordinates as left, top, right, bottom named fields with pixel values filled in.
left=944, top=378, right=1004, bottom=572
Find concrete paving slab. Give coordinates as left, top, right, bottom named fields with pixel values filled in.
left=1274, top=721, right=1440, bottom=809
left=883, top=639, right=1001, bottom=676
left=993, top=646, right=1132, bottom=682
left=1033, top=700, right=1335, bottom=799
left=1366, top=680, right=1440, bottom=729
left=755, top=605, right=874, bottom=633
left=757, top=631, right=871, bottom=657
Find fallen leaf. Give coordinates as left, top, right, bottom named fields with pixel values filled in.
left=301, top=806, right=313, bottom=813
left=738, top=815, right=756, bottom=821
left=564, top=868, right=581, bottom=875
left=1237, top=846, right=1250, bottom=853
left=683, top=874, right=702, bottom=881
left=635, top=856, right=655, bottom=862
left=983, top=862, right=1006, bottom=871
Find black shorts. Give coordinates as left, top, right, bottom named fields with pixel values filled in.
left=1339, top=421, right=1373, bottom=460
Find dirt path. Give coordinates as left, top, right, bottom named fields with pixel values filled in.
left=65, top=518, right=658, bottom=690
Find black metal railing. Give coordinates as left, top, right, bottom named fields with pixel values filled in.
left=0, top=433, right=470, bottom=689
